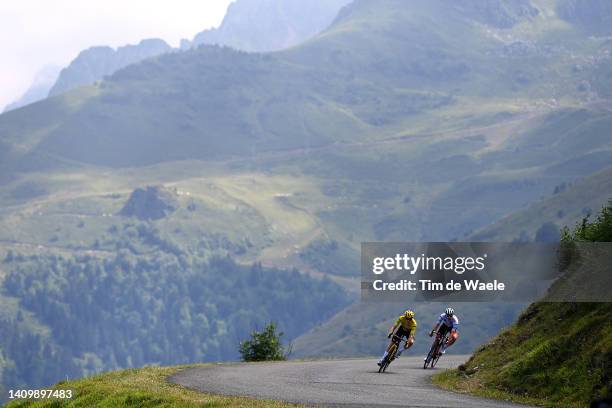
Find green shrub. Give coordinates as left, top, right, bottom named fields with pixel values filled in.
left=239, top=323, right=286, bottom=362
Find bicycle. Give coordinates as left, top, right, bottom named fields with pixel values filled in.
left=378, top=333, right=407, bottom=373
left=423, top=331, right=448, bottom=369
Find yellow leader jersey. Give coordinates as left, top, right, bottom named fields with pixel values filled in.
left=394, top=314, right=417, bottom=336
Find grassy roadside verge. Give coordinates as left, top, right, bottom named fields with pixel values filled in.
left=431, top=302, right=611, bottom=408
left=432, top=366, right=548, bottom=407
left=4, top=365, right=301, bottom=408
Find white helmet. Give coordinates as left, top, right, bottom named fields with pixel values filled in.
left=445, top=307, right=454, bottom=316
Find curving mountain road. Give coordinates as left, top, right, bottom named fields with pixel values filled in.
left=170, top=355, right=531, bottom=407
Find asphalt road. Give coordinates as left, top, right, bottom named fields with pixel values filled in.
left=170, top=355, right=531, bottom=407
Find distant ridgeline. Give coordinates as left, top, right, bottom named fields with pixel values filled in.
left=0, top=248, right=349, bottom=393
left=184, top=0, right=352, bottom=51
left=3, top=0, right=352, bottom=112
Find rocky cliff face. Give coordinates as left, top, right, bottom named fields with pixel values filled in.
left=3, top=65, right=61, bottom=112
left=185, top=0, right=352, bottom=52
left=119, top=186, right=178, bottom=220
left=48, top=39, right=171, bottom=96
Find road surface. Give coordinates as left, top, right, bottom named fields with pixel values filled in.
left=170, top=355, right=531, bottom=407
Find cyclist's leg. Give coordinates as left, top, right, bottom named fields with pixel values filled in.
left=397, top=334, right=414, bottom=357
left=394, top=328, right=409, bottom=356
left=437, top=325, right=450, bottom=355
left=378, top=349, right=388, bottom=365
left=405, top=334, right=415, bottom=349
left=379, top=346, right=389, bottom=364
left=379, top=331, right=398, bottom=363
left=442, top=330, right=458, bottom=352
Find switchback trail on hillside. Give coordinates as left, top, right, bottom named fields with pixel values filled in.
left=170, top=356, right=532, bottom=407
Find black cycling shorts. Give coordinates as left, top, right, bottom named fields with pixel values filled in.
left=438, top=323, right=454, bottom=336
left=393, top=326, right=414, bottom=341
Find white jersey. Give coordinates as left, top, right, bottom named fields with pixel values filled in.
left=437, top=313, right=459, bottom=329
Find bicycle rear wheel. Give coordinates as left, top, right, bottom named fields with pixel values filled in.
left=424, top=336, right=443, bottom=369
left=435, top=334, right=450, bottom=368
left=430, top=335, right=447, bottom=368
left=424, top=344, right=436, bottom=369
left=431, top=353, right=440, bottom=368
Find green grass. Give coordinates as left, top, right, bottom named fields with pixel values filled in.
left=432, top=303, right=611, bottom=407
left=4, top=365, right=301, bottom=408
left=432, top=370, right=548, bottom=407
left=0, top=168, right=330, bottom=268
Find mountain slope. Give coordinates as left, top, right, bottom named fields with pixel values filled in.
left=435, top=302, right=611, bottom=407
left=469, top=166, right=612, bottom=242
left=292, top=167, right=612, bottom=359
left=557, top=0, right=612, bottom=36
left=434, top=203, right=612, bottom=407
left=2, top=0, right=611, bottom=172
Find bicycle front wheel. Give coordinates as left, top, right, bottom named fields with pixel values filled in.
left=381, top=342, right=398, bottom=373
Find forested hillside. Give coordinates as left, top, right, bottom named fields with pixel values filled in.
left=0, top=247, right=349, bottom=393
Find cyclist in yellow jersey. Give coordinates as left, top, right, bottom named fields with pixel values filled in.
left=378, top=310, right=417, bottom=366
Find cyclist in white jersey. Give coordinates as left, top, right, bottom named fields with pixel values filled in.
left=428, top=307, right=459, bottom=356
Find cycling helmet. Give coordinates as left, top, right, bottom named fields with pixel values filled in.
left=445, top=307, right=454, bottom=316
left=404, top=310, right=414, bottom=319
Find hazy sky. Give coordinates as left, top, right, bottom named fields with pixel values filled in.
left=0, top=1, right=233, bottom=109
